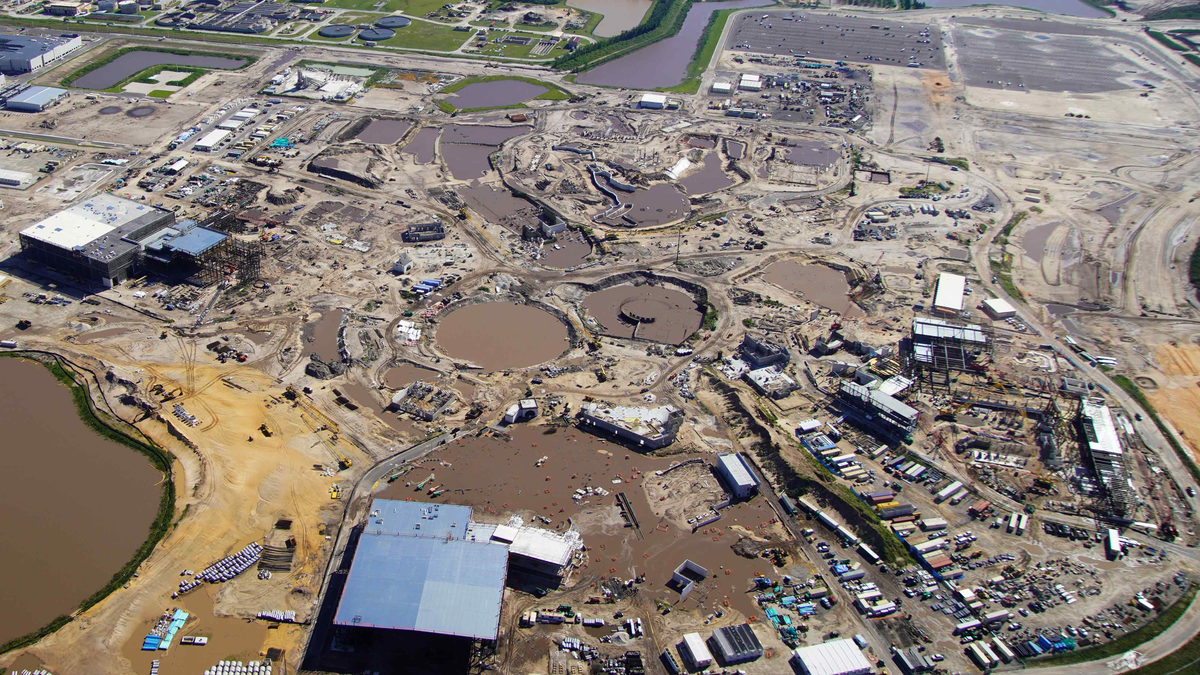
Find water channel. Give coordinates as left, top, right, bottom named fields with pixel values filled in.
left=576, top=0, right=772, bottom=89
left=73, top=51, right=248, bottom=90
left=0, top=358, right=160, bottom=646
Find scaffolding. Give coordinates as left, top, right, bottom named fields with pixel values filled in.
left=192, top=235, right=263, bottom=287
left=904, top=318, right=995, bottom=393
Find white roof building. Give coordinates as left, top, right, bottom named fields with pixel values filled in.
left=681, top=633, right=714, bottom=668
left=1080, top=400, right=1122, bottom=456
left=194, top=129, right=231, bottom=152
left=932, top=272, right=966, bottom=314
left=638, top=93, right=667, bottom=109
left=790, top=639, right=873, bottom=675
left=982, top=297, right=1017, bottom=319
left=711, top=81, right=732, bottom=94
left=716, top=453, right=758, bottom=498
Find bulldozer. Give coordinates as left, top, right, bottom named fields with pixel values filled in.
left=259, top=423, right=273, bottom=437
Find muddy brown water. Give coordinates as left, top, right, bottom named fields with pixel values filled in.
left=436, top=303, right=568, bottom=371
left=680, top=152, right=734, bottom=195
left=121, top=584, right=268, bottom=675
left=443, top=124, right=530, bottom=145
left=583, top=285, right=703, bottom=345
left=597, top=183, right=689, bottom=228
left=442, top=144, right=496, bottom=181
left=576, top=0, right=771, bottom=88
left=566, top=0, right=652, bottom=37
left=763, top=260, right=864, bottom=317
left=402, top=127, right=439, bottom=164
left=446, top=80, right=548, bottom=109
left=0, top=358, right=160, bottom=646
left=376, top=426, right=784, bottom=618
left=784, top=142, right=839, bottom=167
left=460, top=184, right=536, bottom=224
left=73, top=51, right=247, bottom=89
left=356, top=119, right=412, bottom=145
left=686, top=136, right=716, bottom=149
left=311, top=309, right=344, bottom=362
left=541, top=237, right=592, bottom=269
left=383, top=363, right=437, bottom=390
left=342, top=382, right=423, bottom=436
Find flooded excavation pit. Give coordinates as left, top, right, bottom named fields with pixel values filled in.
left=445, top=79, right=548, bottom=109
left=686, top=135, right=717, bottom=149
left=785, top=142, right=839, bottom=167
left=443, top=124, right=529, bottom=145
left=595, top=183, right=689, bottom=228
left=403, top=127, right=439, bottom=164
left=70, top=50, right=248, bottom=89
left=383, top=363, right=437, bottom=389
left=460, top=184, right=537, bottom=227
left=567, top=0, right=652, bottom=37
left=375, top=425, right=785, bottom=618
left=442, top=144, right=496, bottom=180
left=99, top=106, right=122, bottom=115
left=540, top=235, right=592, bottom=268
left=309, top=308, right=345, bottom=361
left=127, top=106, right=156, bottom=118
left=0, top=358, right=160, bottom=646
left=355, top=118, right=412, bottom=145
left=764, top=260, right=864, bottom=317
left=680, top=153, right=735, bottom=195
left=583, top=285, right=703, bottom=344
left=436, top=302, right=569, bottom=371
left=725, top=139, right=746, bottom=159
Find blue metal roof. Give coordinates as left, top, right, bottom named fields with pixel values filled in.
left=7, top=86, right=66, bottom=108
left=365, top=499, right=472, bottom=539
left=333, top=533, right=508, bottom=639
left=165, top=226, right=227, bottom=257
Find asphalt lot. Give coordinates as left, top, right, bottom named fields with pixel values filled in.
left=724, top=11, right=946, bottom=71
left=953, top=25, right=1148, bottom=93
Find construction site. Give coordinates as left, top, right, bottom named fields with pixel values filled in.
left=0, top=2, right=1198, bottom=675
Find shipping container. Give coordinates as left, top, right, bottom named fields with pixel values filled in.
left=949, top=489, right=970, bottom=505
left=993, top=638, right=1016, bottom=663
left=935, top=481, right=963, bottom=503
left=920, top=518, right=947, bottom=531
left=955, top=619, right=981, bottom=634
left=858, top=543, right=880, bottom=564
left=839, top=569, right=865, bottom=581
left=1007, top=513, right=1019, bottom=533
left=1016, top=513, right=1029, bottom=536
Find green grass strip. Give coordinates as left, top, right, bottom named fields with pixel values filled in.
left=1147, top=29, right=1189, bottom=52
left=1035, top=583, right=1197, bottom=666
left=0, top=353, right=176, bottom=655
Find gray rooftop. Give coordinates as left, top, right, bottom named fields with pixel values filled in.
left=0, top=34, right=75, bottom=60
left=364, top=499, right=473, bottom=539
left=165, top=226, right=227, bottom=257
left=333, top=534, right=507, bottom=639
left=7, top=86, right=66, bottom=108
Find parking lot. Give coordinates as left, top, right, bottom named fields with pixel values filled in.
left=725, top=11, right=945, bottom=71
left=952, top=25, right=1153, bottom=93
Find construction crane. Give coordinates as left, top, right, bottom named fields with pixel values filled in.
left=286, top=386, right=352, bottom=469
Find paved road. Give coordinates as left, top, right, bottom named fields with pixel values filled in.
left=0, top=128, right=125, bottom=148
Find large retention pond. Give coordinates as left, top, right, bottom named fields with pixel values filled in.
left=576, top=0, right=771, bottom=89
left=0, top=358, right=160, bottom=645
left=436, top=303, right=568, bottom=371
left=445, top=79, right=548, bottom=109
left=567, top=0, right=652, bottom=37
left=73, top=50, right=249, bottom=89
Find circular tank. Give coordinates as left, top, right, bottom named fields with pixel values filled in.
left=358, top=28, right=396, bottom=41
left=375, top=15, right=411, bottom=28
left=317, top=24, right=355, bottom=38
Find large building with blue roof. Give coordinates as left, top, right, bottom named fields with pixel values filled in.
left=332, top=499, right=584, bottom=642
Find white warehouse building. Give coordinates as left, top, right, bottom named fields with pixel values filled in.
left=0, top=34, right=83, bottom=73
left=932, top=272, right=967, bottom=315
left=716, top=453, right=758, bottom=499
left=791, top=639, right=873, bottom=675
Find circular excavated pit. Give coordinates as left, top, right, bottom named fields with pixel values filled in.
left=359, top=28, right=395, bottom=41
left=1134, top=376, right=1158, bottom=390
left=98, top=106, right=122, bottom=115
left=763, top=260, right=864, bottom=317
left=583, top=284, right=703, bottom=345
left=376, top=15, right=411, bottom=28
left=437, top=302, right=568, bottom=371
left=318, top=24, right=355, bottom=38
left=126, top=106, right=156, bottom=118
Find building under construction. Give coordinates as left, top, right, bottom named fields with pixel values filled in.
left=904, top=317, right=994, bottom=391
left=1077, top=400, right=1133, bottom=518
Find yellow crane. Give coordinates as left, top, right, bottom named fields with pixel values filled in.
left=287, top=386, right=352, bottom=469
